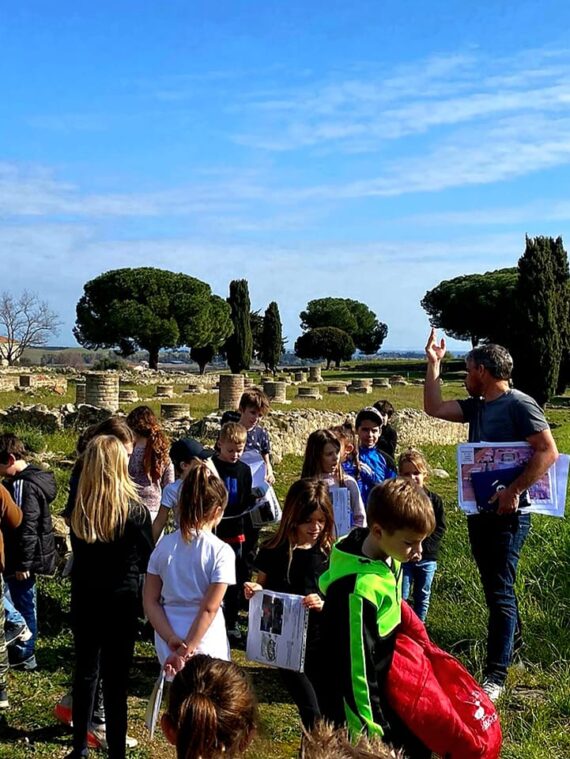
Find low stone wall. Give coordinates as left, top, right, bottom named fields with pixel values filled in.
left=0, top=401, right=468, bottom=461
left=393, top=408, right=468, bottom=447
left=0, top=375, right=18, bottom=392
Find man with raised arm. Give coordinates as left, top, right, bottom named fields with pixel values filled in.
left=423, top=328, right=558, bottom=702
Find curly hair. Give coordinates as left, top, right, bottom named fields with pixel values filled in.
left=126, top=405, right=170, bottom=481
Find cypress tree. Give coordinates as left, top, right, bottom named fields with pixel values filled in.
left=512, top=236, right=562, bottom=405
left=261, top=301, right=283, bottom=373
left=225, top=279, right=253, bottom=373
left=551, top=237, right=570, bottom=394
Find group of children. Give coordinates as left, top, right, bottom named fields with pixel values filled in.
left=0, top=388, right=449, bottom=759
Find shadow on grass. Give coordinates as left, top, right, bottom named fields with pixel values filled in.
left=0, top=716, right=70, bottom=748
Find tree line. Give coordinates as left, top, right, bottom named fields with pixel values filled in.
left=422, top=235, right=570, bottom=406
left=71, top=269, right=388, bottom=373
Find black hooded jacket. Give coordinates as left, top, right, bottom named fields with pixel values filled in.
left=3, top=464, right=57, bottom=576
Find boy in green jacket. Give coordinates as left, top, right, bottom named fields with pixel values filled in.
left=319, top=478, right=435, bottom=756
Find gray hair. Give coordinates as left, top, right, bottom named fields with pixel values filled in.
left=465, top=344, right=513, bottom=380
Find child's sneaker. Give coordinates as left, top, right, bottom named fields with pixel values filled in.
left=0, top=687, right=9, bottom=709
left=227, top=624, right=242, bottom=642
left=8, top=652, right=37, bottom=671
left=4, top=621, right=33, bottom=647
left=482, top=678, right=505, bottom=703
left=87, top=724, right=138, bottom=750
left=54, top=692, right=73, bottom=726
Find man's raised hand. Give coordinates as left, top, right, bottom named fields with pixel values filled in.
left=425, top=327, right=447, bottom=364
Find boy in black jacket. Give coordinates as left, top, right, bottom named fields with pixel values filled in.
left=398, top=449, right=446, bottom=623
left=213, top=422, right=255, bottom=641
left=0, top=433, right=56, bottom=670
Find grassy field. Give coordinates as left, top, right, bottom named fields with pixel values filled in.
left=0, top=377, right=569, bottom=757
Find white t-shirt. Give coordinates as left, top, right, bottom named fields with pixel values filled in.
left=161, top=479, right=182, bottom=510
left=147, top=529, right=236, bottom=663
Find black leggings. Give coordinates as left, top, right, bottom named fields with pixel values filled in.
left=278, top=654, right=323, bottom=730
left=70, top=595, right=139, bottom=759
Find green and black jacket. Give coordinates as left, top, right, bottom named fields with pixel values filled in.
left=318, top=528, right=402, bottom=739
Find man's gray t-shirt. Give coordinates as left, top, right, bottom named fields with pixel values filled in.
left=457, top=389, right=548, bottom=509
left=457, top=389, right=548, bottom=443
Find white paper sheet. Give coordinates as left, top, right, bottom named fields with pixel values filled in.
left=457, top=442, right=568, bottom=517
left=246, top=590, right=309, bottom=672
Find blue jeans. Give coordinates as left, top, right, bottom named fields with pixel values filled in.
left=0, top=576, right=8, bottom=689
left=468, top=512, right=530, bottom=685
left=402, top=560, right=437, bottom=622
left=4, top=576, right=37, bottom=660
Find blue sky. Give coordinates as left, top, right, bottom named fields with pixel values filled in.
left=2, top=1, right=570, bottom=352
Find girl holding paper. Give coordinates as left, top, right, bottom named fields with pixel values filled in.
left=244, top=478, right=334, bottom=730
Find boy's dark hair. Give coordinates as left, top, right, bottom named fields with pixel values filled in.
left=238, top=388, right=270, bottom=415
left=367, top=478, right=435, bottom=535
left=0, top=433, right=28, bottom=464
left=465, top=344, right=513, bottom=380
left=373, top=399, right=395, bottom=418
left=355, top=406, right=384, bottom=430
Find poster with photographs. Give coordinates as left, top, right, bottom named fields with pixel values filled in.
left=457, top=442, right=568, bottom=517
left=246, top=590, right=309, bottom=672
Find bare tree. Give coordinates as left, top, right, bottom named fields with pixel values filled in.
left=0, top=291, right=61, bottom=366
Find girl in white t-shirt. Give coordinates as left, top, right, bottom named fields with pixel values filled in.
left=144, top=460, right=235, bottom=678
left=301, top=428, right=366, bottom=535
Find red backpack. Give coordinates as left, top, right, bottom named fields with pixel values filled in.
left=385, top=603, right=502, bottom=759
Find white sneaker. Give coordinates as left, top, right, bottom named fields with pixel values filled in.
left=482, top=679, right=505, bottom=703
left=227, top=624, right=242, bottom=641
left=87, top=724, right=138, bottom=750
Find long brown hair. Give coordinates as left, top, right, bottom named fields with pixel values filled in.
left=165, top=655, right=257, bottom=759
left=126, top=405, right=170, bottom=481
left=301, top=429, right=345, bottom=484
left=264, top=479, right=334, bottom=579
left=72, top=435, right=141, bottom=543
left=330, top=421, right=361, bottom=478
left=178, top=460, right=228, bottom=541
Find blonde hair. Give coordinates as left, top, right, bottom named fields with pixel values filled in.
left=219, top=422, right=247, bottom=446
left=367, top=477, right=435, bottom=535
left=72, top=435, right=141, bottom=543
left=301, top=721, right=402, bottom=758
left=179, top=460, right=228, bottom=541
left=165, top=655, right=257, bottom=759
left=398, top=448, right=430, bottom=479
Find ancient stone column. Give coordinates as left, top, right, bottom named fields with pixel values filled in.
left=75, top=382, right=86, bottom=404
left=218, top=374, right=245, bottom=410
left=119, top=389, right=138, bottom=403
left=373, top=377, right=391, bottom=388
left=263, top=380, right=287, bottom=403
left=309, top=366, right=322, bottom=383
left=294, top=371, right=307, bottom=383
left=296, top=386, right=322, bottom=400
left=155, top=384, right=174, bottom=398
left=348, top=379, right=373, bottom=394
left=85, top=373, right=119, bottom=411
left=161, top=403, right=191, bottom=420
left=327, top=383, right=349, bottom=395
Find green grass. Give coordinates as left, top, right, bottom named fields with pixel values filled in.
left=0, top=380, right=569, bottom=757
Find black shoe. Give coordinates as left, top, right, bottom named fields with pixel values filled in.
left=0, top=687, right=8, bottom=709
left=4, top=621, right=32, bottom=647
left=8, top=652, right=37, bottom=671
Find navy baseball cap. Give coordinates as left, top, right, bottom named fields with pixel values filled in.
left=170, top=438, right=215, bottom=468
